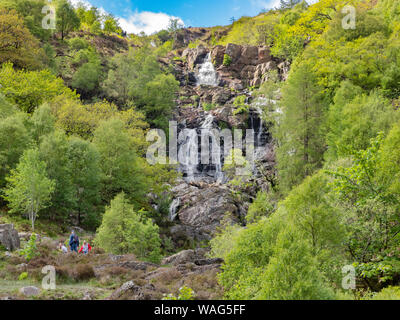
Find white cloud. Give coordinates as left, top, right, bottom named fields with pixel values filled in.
left=119, top=11, right=185, bottom=35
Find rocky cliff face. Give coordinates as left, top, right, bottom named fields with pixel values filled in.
left=164, top=43, right=285, bottom=244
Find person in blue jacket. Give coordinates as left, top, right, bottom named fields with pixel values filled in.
left=69, top=230, right=80, bottom=253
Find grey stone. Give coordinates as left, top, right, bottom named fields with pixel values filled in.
left=19, top=286, right=40, bottom=297
left=0, top=224, right=20, bottom=251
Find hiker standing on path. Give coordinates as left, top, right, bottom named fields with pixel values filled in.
left=78, top=240, right=92, bottom=254
left=69, top=230, right=80, bottom=253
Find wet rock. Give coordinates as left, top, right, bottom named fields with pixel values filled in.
left=183, top=46, right=208, bottom=70
left=211, top=45, right=225, bottom=68
left=169, top=183, right=241, bottom=241
left=0, top=224, right=20, bottom=251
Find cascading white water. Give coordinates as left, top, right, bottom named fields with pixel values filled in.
left=196, top=53, right=219, bottom=86
left=178, top=128, right=199, bottom=182
left=169, top=198, right=181, bottom=221
left=201, top=114, right=224, bottom=183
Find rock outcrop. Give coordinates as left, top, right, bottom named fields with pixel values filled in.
left=0, top=224, right=20, bottom=251
left=168, top=182, right=242, bottom=243
left=177, top=43, right=288, bottom=89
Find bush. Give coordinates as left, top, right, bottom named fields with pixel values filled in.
left=223, top=54, right=232, bottom=67
left=73, top=264, right=95, bottom=281
left=372, top=287, right=400, bottom=300
left=163, top=286, right=195, bottom=300
left=95, top=193, right=162, bottom=263
left=18, top=272, right=28, bottom=281
left=19, top=234, right=40, bottom=262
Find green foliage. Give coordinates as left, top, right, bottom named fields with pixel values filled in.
left=209, top=214, right=242, bottom=260
left=326, top=88, right=398, bottom=160
left=93, top=118, right=148, bottom=205
left=247, top=191, right=274, bottom=224
left=18, top=271, right=28, bottom=281
left=0, top=63, right=77, bottom=113
left=232, top=95, right=249, bottom=115
left=95, top=193, right=162, bottom=263
left=202, top=102, right=217, bottom=112
left=67, top=136, right=101, bottom=228
left=0, top=93, right=18, bottom=119
left=219, top=215, right=283, bottom=299
left=163, top=286, right=195, bottom=300
left=372, top=286, right=400, bottom=300
left=29, top=104, right=56, bottom=145
left=0, top=7, right=43, bottom=69
left=1, top=0, right=52, bottom=41
left=56, top=0, right=80, bottom=40
left=222, top=54, right=232, bottom=66
left=0, top=113, right=30, bottom=188
left=71, top=59, right=102, bottom=94
left=3, top=149, right=55, bottom=230
left=276, top=62, right=328, bottom=193
left=102, top=46, right=179, bottom=131
left=39, top=130, right=76, bottom=222
left=258, top=227, right=335, bottom=300
left=19, top=233, right=40, bottom=262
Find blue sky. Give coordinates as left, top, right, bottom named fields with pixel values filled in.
left=72, top=0, right=281, bottom=34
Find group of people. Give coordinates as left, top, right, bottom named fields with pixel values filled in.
left=58, top=230, right=92, bottom=254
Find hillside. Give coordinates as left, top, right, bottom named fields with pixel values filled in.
left=1, top=0, right=400, bottom=301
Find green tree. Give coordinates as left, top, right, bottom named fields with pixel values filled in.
left=3, top=149, right=55, bottom=231
left=0, top=8, right=42, bottom=69
left=1, top=0, right=53, bottom=41
left=95, top=193, right=162, bottom=263
left=259, top=227, right=335, bottom=300
left=67, top=136, right=101, bottom=228
left=56, top=0, right=80, bottom=40
left=39, top=130, right=76, bottom=222
left=0, top=113, right=30, bottom=189
left=28, top=104, right=55, bottom=145
left=246, top=191, right=274, bottom=224
left=326, top=86, right=399, bottom=160
left=93, top=118, right=147, bottom=205
left=103, top=14, right=120, bottom=34
left=0, top=62, right=77, bottom=113
left=276, top=62, right=328, bottom=193
left=280, top=0, right=302, bottom=10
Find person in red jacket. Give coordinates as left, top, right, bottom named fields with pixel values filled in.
left=78, top=240, right=92, bottom=254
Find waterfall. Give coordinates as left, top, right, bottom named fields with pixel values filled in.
left=250, top=97, right=269, bottom=147
left=201, top=114, right=224, bottom=183
left=169, top=198, right=181, bottom=222
left=178, top=128, right=199, bottom=182
left=196, top=53, right=219, bottom=86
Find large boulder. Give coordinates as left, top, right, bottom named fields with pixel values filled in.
left=19, top=286, right=40, bottom=297
left=0, top=224, right=20, bottom=251
left=211, top=45, right=226, bottom=68
left=238, top=46, right=259, bottom=65
left=182, top=46, right=208, bottom=70
left=225, top=43, right=242, bottom=63
left=169, top=183, right=241, bottom=242
left=109, top=280, right=157, bottom=300
left=161, top=248, right=207, bottom=266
